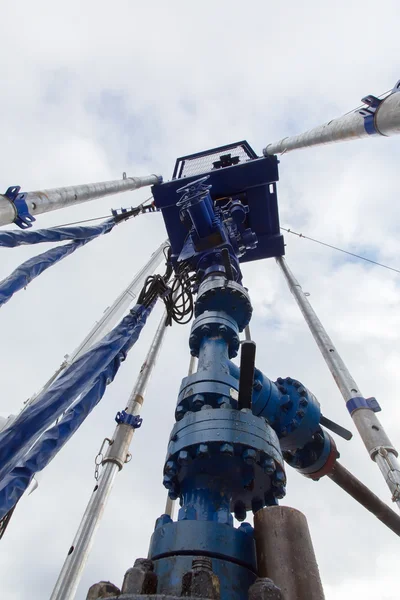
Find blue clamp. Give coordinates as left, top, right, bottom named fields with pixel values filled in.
left=358, top=95, right=383, bottom=135
left=346, top=396, right=381, bottom=416
left=4, top=186, right=36, bottom=229
left=115, top=410, right=143, bottom=428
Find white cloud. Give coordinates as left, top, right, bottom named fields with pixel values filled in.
left=0, top=2, right=399, bottom=599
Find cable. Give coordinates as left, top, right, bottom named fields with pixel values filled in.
left=281, top=226, right=400, bottom=275
left=137, top=248, right=194, bottom=326
left=46, top=196, right=155, bottom=229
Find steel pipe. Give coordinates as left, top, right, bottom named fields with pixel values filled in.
left=327, top=462, right=400, bottom=536
left=264, top=84, right=400, bottom=156
left=254, top=506, right=325, bottom=600
left=50, top=308, right=169, bottom=600
left=276, top=256, right=400, bottom=509
left=0, top=173, right=162, bottom=227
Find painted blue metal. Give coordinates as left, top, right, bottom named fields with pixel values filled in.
left=0, top=304, right=151, bottom=483
left=282, top=428, right=338, bottom=479
left=143, top=151, right=336, bottom=599
left=150, top=519, right=256, bottom=569
left=152, top=141, right=284, bottom=268
left=359, top=95, right=383, bottom=135
left=4, top=186, right=35, bottom=229
left=346, top=396, right=381, bottom=415
left=0, top=219, right=114, bottom=247
left=115, top=410, right=143, bottom=428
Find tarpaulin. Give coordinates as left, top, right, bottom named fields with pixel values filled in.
left=0, top=304, right=152, bottom=483
left=0, top=220, right=114, bottom=307
left=0, top=220, right=115, bottom=247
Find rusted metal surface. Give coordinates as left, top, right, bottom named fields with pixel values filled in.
left=328, top=462, right=400, bottom=536
left=254, top=506, right=325, bottom=600
left=86, top=581, right=120, bottom=599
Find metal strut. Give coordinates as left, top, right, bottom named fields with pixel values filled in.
left=0, top=173, right=162, bottom=227
left=50, top=307, right=170, bottom=600
left=264, top=80, right=400, bottom=155
left=276, top=256, right=400, bottom=509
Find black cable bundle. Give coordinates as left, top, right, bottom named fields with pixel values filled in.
left=137, top=246, right=194, bottom=326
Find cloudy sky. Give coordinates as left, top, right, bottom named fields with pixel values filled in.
left=1, top=1, right=400, bottom=599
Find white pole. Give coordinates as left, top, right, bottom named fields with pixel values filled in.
left=276, top=256, right=400, bottom=509
left=0, top=173, right=162, bottom=226
left=264, top=83, right=400, bottom=156
left=23, top=241, right=168, bottom=411
left=50, top=308, right=170, bottom=600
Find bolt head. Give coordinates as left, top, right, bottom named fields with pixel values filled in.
left=164, top=460, right=177, bottom=475
left=192, top=394, right=205, bottom=409
left=262, top=457, right=275, bottom=475
left=155, top=514, right=172, bottom=530
left=234, top=501, right=247, bottom=522
left=220, top=443, right=234, bottom=456
left=162, top=474, right=174, bottom=490
left=175, top=406, right=186, bottom=421
left=243, top=448, right=257, bottom=464
left=178, top=450, right=190, bottom=465
left=299, top=398, right=308, bottom=407
left=273, top=486, right=286, bottom=499
left=238, top=521, right=254, bottom=535
left=253, top=379, right=263, bottom=391
left=196, top=444, right=209, bottom=458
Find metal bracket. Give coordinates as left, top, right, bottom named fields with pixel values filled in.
left=115, top=410, right=143, bottom=429
left=346, top=396, right=381, bottom=416
left=4, top=186, right=35, bottom=229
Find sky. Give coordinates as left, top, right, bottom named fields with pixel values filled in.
left=0, top=1, right=400, bottom=599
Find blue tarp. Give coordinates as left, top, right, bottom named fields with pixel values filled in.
left=0, top=302, right=152, bottom=519
left=0, top=304, right=152, bottom=483
left=0, top=220, right=114, bottom=307
left=0, top=220, right=115, bottom=247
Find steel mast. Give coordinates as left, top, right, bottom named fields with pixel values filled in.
left=51, top=307, right=170, bottom=600
left=264, top=81, right=400, bottom=155
left=277, top=256, right=400, bottom=509
left=0, top=173, right=161, bottom=227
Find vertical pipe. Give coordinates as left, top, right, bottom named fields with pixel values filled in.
left=254, top=506, right=325, bottom=600
left=276, top=256, right=400, bottom=509
left=50, top=308, right=169, bottom=600
left=164, top=354, right=197, bottom=518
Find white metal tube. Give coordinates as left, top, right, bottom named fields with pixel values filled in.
left=23, top=241, right=168, bottom=410
left=264, top=88, right=400, bottom=156
left=276, top=256, right=400, bottom=509
left=50, top=308, right=170, bottom=600
left=0, top=174, right=162, bottom=226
